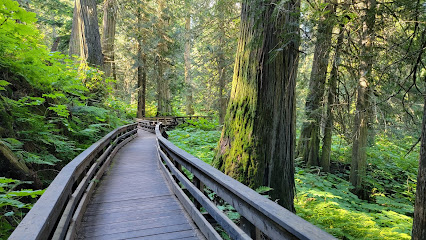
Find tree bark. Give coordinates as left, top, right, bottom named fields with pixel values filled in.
left=214, top=0, right=300, bottom=210
left=412, top=97, right=426, bottom=240
left=321, top=25, right=344, bottom=172
left=184, top=12, right=194, bottom=115
left=102, top=0, right=117, bottom=79
left=217, top=4, right=227, bottom=125
left=69, top=0, right=103, bottom=67
left=296, top=0, right=334, bottom=167
left=51, top=37, right=61, bottom=52
left=349, top=0, right=376, bottom=196
left=69, top=1, right=83, bottom=57
left=136, top=7, right=146, bottom=119
left=156, top=0, right=172, bottom=116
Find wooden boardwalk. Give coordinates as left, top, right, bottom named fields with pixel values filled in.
left=77, top=130, right=204, bottom=240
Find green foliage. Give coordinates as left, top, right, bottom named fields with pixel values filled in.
left=0, top=81, right=10, bottom=91
left=170, top=126, right=416, bottom=240
left=295, top=171, right=412, bottom=240
left=0, top=177, right=44, bottom=239
left=0, top=1, right=132, bottom=169
left=168, top=119, right=220, bottom=164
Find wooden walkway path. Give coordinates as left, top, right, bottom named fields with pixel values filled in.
left=76, top=130, right=204, bottom=240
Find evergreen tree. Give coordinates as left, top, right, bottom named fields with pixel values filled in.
left=214, top=0, right=300, bottom=210
left=69, top=0, right=103, bottom=67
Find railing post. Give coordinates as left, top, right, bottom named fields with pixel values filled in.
left=240, top=217, right=261, bottom=240
left=193, top=176, right=204, bottom=210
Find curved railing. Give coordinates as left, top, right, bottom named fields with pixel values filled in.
left=155, top=123, right=336, bottom=240
left=9, top=123, right=138, bottom=240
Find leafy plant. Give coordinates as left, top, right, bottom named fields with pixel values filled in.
left=0, top=177, right=44, bottom=239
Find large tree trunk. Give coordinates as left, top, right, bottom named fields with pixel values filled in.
left=214, top=0, right=300, bottom=210
left=69, top=0, right=103, bottom=67
left=296, top=0, right=334, bottom=167
left=349, top=0, right=376, bottom=196
left=413, top=97, right=426, bottom=240
left=184, top=12, right=194, bottom=115
left=102, top=0, right=117, bottom=79
left=69, top=1, right=83, bottom=57
left=321, top=25, right=344, bottom=172
left=136, top=7, right=146, bottom=119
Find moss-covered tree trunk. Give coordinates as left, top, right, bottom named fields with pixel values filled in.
left=102, top=0, right=117, bottom=80
left=349, top=0, right=376, bottom=196
left=214, top=0, right=300, bottom=210
left=412, top=97, right=426, bottom=240
left=296, top=0, right=334, bottom=167
left=321, top=25, right=344, bottom=172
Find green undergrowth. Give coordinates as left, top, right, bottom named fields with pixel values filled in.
left=0, top=178, right=44, bottom=240
left=168, top=123, right=415, bottom=240
left=168, top=119, right=220, bottom=165
left=295, top=169, right=412, bottom=239
left=0, top=2, right=132, bottom=237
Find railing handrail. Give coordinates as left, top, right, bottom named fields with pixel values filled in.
left=155, top=123, right=336, bottom=240
left=9, top=123, right=138, bottom=240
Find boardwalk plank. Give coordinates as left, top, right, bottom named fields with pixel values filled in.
left=77, top=130, right=203, bottom=240
left=79, top=215, right=191, bottom=238
left=130, top=230, right=197, bottom=240
left=84, top=223, right=193, bottom=240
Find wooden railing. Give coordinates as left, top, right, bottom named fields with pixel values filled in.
left=140, top=116, right=213, bottom=127
left=155, top=123, right=336, bottom=240
left=9, top=123, right=138, bottom=240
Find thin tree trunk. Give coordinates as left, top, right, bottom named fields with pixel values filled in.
left=321, top=25, right=344, bottom=172
left=296, top=0, right=334, bottom=167
left=411, top=25, right=426, bottom=240
left=102, top=0, right=117, bottom=79
left=350, top=0, right=376, bottom=197
left=217, top=12, right=227, bottom=125
left=69, top=0, right=103, bottom=67
left=214, top=0, right=300, bottom=210
left=413, top=97, right=426, bottom=240
left=156, top=0, right=171, bottom=116
left=137, top=7, right=146, bottom=118
left=51, top=37, right=60, bottom=52
left=184, top=13, right=194, bottom=115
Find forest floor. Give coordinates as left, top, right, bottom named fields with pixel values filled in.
left=168, top=120, right=415, bottom=240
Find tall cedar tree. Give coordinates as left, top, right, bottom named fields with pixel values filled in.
left=349, top=0, right=376, bottom=196
left=102, top=0, right=117, bottom=80
left=69, top=0, right=103, bottom=66
left=137, top=5, right=147, bottom=118
left=321, top=24, right=344, bottom=172
left=216, top=0, right=228, bottom=125
left=296, top=0, right=334, bottom=167
left=413, top=97, right=426, bottom=239
left=214, top=0, right=300, bottom=210
left=184, top=1, right=194, bottom=115
left=156, top=0, right=172, bottom=116
left=412, top=27, right=426, bottom=240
